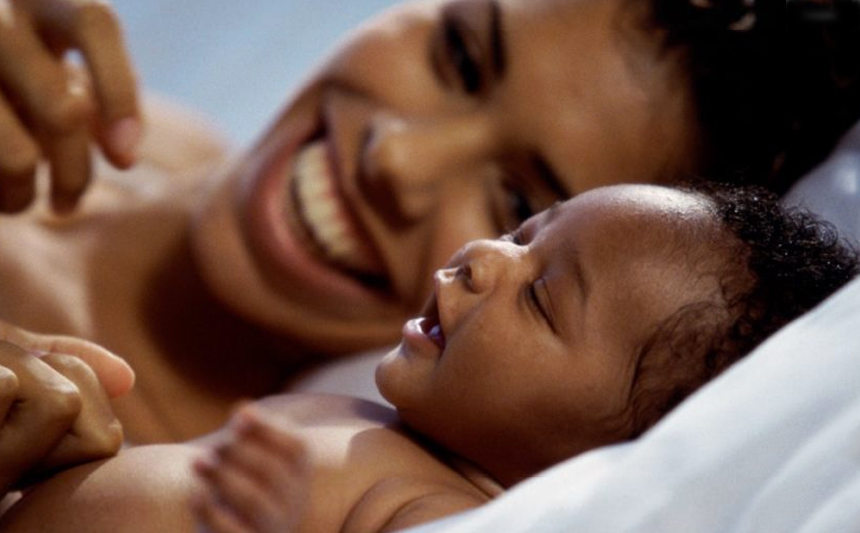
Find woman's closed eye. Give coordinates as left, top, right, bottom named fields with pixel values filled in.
left=491, top=176, right=538, bottom=234
left=504, top=179, right=536, bottom=227
left=442, top=17, right=484, bottom=94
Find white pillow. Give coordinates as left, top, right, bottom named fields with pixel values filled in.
left=406, top=273, right=860, bottom=533
left=784, top=120, right=860, bottom=245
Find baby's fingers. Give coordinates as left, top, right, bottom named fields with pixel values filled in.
left=194, top=453, right=281, bottom=531
left=192, top=489, right=255, bottom=533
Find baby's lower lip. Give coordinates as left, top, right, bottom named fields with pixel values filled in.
left=401, top=318, right=446, bottom=354
left=418, top=317, right=446, bottom=348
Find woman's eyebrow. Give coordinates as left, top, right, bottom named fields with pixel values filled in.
left=490, top=0, right=507, bottom=78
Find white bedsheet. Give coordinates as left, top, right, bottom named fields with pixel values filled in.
left=408, top=273, right=860, bottom=533
left=403, top=124, right=860, bottom=532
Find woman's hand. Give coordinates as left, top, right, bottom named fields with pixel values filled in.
left=0, top=323, right=135, bottom=495
left=0, top=0, right=140, bottom=214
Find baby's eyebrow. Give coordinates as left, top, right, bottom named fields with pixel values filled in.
left=545, top=201, right=562, bottom=221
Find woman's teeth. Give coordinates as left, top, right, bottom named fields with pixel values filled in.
left=289, top=140, right=382, bottom=278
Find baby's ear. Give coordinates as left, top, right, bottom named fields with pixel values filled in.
left=40, top=336, right=135, bottom=398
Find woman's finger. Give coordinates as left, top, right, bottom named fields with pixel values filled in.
left=18, top=0, right=141, bottom=167
left=0, top=4, right=91, bottom=140
left=0, top=92, right=39, bottom=213
left=0, top=341, right=80, bottom=492
left=34, top=352, right=124, bottom=474
left=43, top=117, right=91, bottom=212
left=0, top=322, right=134, bottom=400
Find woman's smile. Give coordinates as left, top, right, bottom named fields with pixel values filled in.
left=288, top=139, right=386, bottom=284
left=241, top=99, right=396, bottom=309
left=193, top=0, right=699, bottom=353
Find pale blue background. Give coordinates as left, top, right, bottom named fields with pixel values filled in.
left=113, top=1, right=400, bottom=146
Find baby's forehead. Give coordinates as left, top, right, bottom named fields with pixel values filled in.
left=577, top=185, right=713, bottom=218
left=551, top=185, right=718, bottom=238
left=551, top=185, right=730, bottom=268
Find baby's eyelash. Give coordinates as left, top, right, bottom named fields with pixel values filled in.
left=529, top=278, right=557, bottom=333
left=501, top=227, right=525, bottom=245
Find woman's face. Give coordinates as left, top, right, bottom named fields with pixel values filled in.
left=192, top=0, right=697, bottom=354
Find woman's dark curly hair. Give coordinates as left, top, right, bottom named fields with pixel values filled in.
left=639, top=0, right=860, bottom=194
left=627, top=183, right=860, bottom=437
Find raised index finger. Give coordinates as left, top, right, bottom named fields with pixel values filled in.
left=18, top=0, right=141, bottom=167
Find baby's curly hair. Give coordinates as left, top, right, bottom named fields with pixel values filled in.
left=639, top=0, right=860, bottom=193
left=627, top=184, right=860, bottom=437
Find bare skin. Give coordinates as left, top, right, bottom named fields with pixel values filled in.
left=0, top=102, right=292, bottom=443
left=0, top=0, right=697, bottom=447
left=0, top=395, right=497, bottom=533
left=1, top=186, right=736, bottom=532
left=0, top=321, right=133, bottom=497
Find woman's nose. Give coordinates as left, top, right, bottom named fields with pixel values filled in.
left=359, top=111, right=495, bottom=223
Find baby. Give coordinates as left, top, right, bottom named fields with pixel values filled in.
left=1, top=184, right=857, bottom=533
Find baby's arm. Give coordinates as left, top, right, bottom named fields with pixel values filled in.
left=343, top=479, right=487, bottom=533
left=192, top=405, right=309, bottom=533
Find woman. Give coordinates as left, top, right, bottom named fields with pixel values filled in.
left=0, top=0, right=852, bottom=475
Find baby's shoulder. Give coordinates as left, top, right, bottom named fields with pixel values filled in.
left=264, top=394, right=491, bottom=533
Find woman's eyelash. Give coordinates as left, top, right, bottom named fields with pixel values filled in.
left=443, top=19, right=483, bottom=94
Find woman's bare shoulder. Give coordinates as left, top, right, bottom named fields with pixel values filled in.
left=138, top=92, right=234, bottom=177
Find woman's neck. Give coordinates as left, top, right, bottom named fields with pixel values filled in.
left=140, top=229, right=304, bottom=398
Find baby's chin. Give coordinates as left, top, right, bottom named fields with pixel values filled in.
left=373, top=344, right=404, bottom=406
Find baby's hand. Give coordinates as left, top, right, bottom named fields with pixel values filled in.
left=193, top=405, right=310, bottom=533
left=0, top=0, right=140, bottom=213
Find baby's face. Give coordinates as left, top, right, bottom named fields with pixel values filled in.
left=376, top=184, right=726, bottom=483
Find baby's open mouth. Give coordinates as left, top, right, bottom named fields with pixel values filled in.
left=417, top=294, right=446, bottom=349
left=287, top=137, right=389, bottom=290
